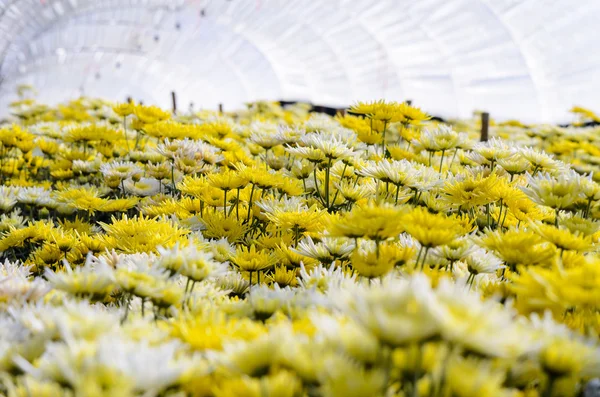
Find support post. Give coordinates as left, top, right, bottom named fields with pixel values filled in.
left=481, top=112, right=490, bottom=142
left=406, top=99, right=412, bottom=106
left=218, top=103, right=223, bottom=114
left=171, top=91, right=177, bottom=114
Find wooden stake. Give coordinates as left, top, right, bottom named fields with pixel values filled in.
left=218, top=103, right=223, bottom=114
left=481, top=112, right=490, bottom=142
left=171, top=91, right=177, bottom=114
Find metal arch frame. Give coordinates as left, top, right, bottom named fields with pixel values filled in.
left=217, top=0, right=357, bottom=104
left=339, top=1, right=407, bottom=100
left=1, top=21, right=152, bottom=76
left=0, top=0, right=464, bottom=110
left=0, top=0, right=184, bottom=76
left=478, top=0, right=544, bottom=121
left=0, top=50, right=224, bottom=106
left=2, top=0, right=288, bottom=105
left=0, top=0, right=597, bottom=122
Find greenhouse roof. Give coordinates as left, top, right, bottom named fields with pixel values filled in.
left=0, top=0, right=598, bottom=122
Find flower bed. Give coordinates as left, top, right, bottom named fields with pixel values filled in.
left=1, top=98, right=600, bottom=396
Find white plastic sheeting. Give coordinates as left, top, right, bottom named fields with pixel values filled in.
left=0, top=0, right=598, bottom=122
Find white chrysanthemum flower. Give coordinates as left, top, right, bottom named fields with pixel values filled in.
left=465, top=247, right=504, bottom=275
left=299, top=132, right=356, bottom=161
left=255, top=195, right=306, bottom=214
left=468, top=137, right=515, bottom=165
left=331, top=274, right=441, bottom=347
left=11, top=299, right=121, bottom=341
left=310, top=312, right=379, bottom=364
left=304, top=113, right=342, bottom=133
left=298, top=263, right=356, bottom=293
left=100, top=160, right=143, bottom=180
left=520, top=170, right=584, bottom=210
left=0, top=186, right=18, bottom=211
left=0, top=260, right=49, bottom=306
left=518, top=146, right=559, bottom=171
left=433, top=278, right=537, bottom=358
left=209, top=237, right=236, bottom=262
left=96, top=335, right=188, bottom=393
left=293, top=236, right=333, bottom=263
left=580, top=174, right=600, bottom=201
left=247, top=284, right=295, bottom=319
left=44, top=255, right=116, bottom=298
left=356, top=159, right=420, bottom=187
left=275, top=125, right=305, bottom=145
left=16, top=186, right=52, bottom=206
left=249, top=127, right=284, bottom=149
left=433, top=237, right=475, bottom=264
left=321, top=237, right=355, bottom=260
left=123, top=177, right=161, bottom=196
left=409, top=163, right=444, bottom=192
left=156, top=242, right=229, bottom=283
left=215, top=270, right=250, bottom=297
left=72, top=158, right=101, bottom=174
left=155, top=138, right=212, bottom=161
left=497, top=153, right=531, bottom=175
left=412, top=124, right=468, bottom=152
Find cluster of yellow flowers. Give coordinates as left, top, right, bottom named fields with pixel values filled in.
left=1, top=96, right=600, bottom=397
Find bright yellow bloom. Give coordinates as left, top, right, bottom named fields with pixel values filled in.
left=99, top=214, right=189, bottom=253
left=113, top=101, right=135, bottom=117
left=403, top=207, right=463, bottom=248
left=134, top=104, right=170, bottom=124
left=229, top=244, right=276, bottom=272
left=327, top=204, right=406, bottom=240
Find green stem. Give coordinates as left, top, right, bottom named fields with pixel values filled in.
left=382, top=120, right=388, bottom=158
left=412, top=343, right=422, bottom=397
left=313, top=168, right=325, bottom=206
left=414, top=245, right=424, bottom=269
left=171, top=161, right=176, bottom=192
left=120, top=293, right=131, bottom=324
left=448, top=148, right=458, bottom=171
left=420, top=247, right=430, bottom=270
left=293, top=225, right=300, bottom=248
left=331, top=162, right=347, bottom=205
left=382, top=346, right=392, bottom=394
left=123, top=116, right=130, bottom=152
left=585, top=197, right=593, bottom=219
left=235, top=188, right=241, bottom=220
left=246, top=184, right=256, bottom=223
left=438, top=150, right=445, bottom=173
left=496, top=199, right=503, bottom=228
left=264, top=149, right=270, bottom=169
left=543, top=374, right=556, bottom=397
left=325, top=157, right=332, bottom=208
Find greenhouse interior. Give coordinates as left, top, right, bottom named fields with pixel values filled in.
left=2, top=0, right=600, bottom=396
